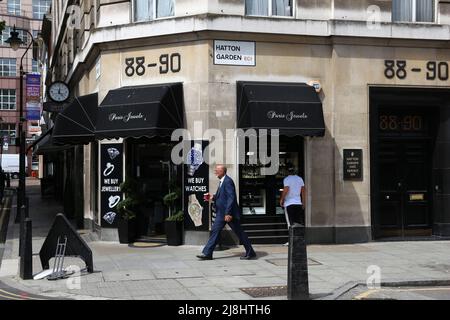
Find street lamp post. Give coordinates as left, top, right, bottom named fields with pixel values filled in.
left=6, top=26, right=35, bottom=224
left=6, top=26, right=36, bottom=279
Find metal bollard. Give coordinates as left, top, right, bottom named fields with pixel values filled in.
left=6, top=173, right=10, bottom=188
left=20, top=218, right=33, bottom=280
left=19, top=205, right=26, bottom=257
left=287, top=223, right=309, bottom=300
left=15, top=192, right=22, bottom=224
left=25, top=197, right=29, bottom=219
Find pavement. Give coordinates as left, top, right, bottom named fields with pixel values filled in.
left=1, top=178, right=450, bottom=300
left=338, top=284, right=450, bottom=300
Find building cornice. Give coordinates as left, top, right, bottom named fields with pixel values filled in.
left=62, top=14, right=450, bottom=85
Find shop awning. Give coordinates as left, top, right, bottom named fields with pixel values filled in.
left=237, top=82, right=325, bottom=137
left=33, top=128, right=72, bottom=155
left=95, top=83, right=184, bottom=140
left=52, top=93, right=98, bottom=145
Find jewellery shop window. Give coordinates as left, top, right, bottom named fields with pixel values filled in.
left=239, top=135, right=304, bottom=216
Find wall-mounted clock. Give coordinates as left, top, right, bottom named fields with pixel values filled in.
left=48, top=81, right=70, bottom=103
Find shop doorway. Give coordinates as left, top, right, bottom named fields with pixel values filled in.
left=239, top=135, right=304, bottom=244
left=126, top=137, right=182, bottom=242
left=370, top=93, right=438, bottom=239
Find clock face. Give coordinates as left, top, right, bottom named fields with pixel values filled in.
left=48, top=82, right=70, bottom=102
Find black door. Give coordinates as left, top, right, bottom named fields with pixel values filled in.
left=378, top=140, right=432, bottom=238
left=127, top=137, right=182, bottom=241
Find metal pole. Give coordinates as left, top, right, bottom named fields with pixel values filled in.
left=19, top=205, right=25, bottom=257
left=16, top=32, right=33, bottom=224
left=15, top=66, right=23, bottom=223
left=19, top=217, right=33, bottom=280
left=19, top=62, right=26, bottom=222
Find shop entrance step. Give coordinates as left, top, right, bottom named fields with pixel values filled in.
left=241, top=215, right=289, bottom=244
left=134, top=235, right=167, bottom=244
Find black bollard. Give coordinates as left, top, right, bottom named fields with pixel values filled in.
left=25, top=197, right=29, bottom=218
left=15, top=192, right=21, bottom=224
left=20, top=218, right=33, bottom=280
left=19, top=205, right=26, bottom=257
left=6, top=173, right=10, bottom=188
left=287, top=223, right=309, bottom=300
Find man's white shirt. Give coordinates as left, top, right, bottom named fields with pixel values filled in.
left=283, top=175, right=304, bottom=207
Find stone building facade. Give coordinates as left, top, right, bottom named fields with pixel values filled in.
left=43, top=0, right=450, bottom=244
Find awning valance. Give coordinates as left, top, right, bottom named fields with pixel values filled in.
left=95, top=83, right=184, bottom=140
left=52, top=93, right=98, bottom=145
left=237, top=82, right=325, bottom=137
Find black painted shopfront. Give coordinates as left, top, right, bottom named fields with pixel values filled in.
left=96, top=83, right=184, bottom=241
left=370, top=87, right=450, bottom=239
left=50, top=83, right=185, bottom=241
left=237, top=81, right=325, bottom=244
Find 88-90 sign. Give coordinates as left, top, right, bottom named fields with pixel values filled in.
left=124, top=53, right=181, bottom=77
left=379, top=115, right=424, bottom=132
left=384, top=60, right=449, bottom=81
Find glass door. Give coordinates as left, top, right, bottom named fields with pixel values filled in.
left=239, top=135, right=304, bottom=216
left=127, top=137, right=181, bottom=241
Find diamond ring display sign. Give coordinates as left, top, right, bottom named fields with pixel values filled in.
left=100, top=143, right=123, bottom=227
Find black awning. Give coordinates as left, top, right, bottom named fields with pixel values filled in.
left=52, top=93, right=98, bottom=145
left=237, top=82, right=325, bottom=137
left=95, top=83, right=184, bottom=140
left=34, top=130, right=72, bottom=155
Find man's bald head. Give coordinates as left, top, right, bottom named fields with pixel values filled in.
left=214, top=165, right=227, bottom=178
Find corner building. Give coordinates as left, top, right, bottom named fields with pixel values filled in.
left=42, top=0, right=450, bottom=244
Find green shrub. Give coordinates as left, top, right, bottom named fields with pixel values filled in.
left=116, top=178, right=140, bottom=220
left=166, top=210, right=184, bottom=222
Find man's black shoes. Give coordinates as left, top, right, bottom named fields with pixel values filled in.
left=196, top=254, right=213, bottom=260
left=240, top=253, right=257, bottom=260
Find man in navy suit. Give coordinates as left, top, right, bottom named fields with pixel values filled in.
left=197, top=165, right=256, bottom=260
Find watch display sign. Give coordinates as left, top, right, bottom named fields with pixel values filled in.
left=183, top=141, right=209, bottom=231
left=343, top=149, right=363, bottom=181
left=100, top=143, right=124, bottom=228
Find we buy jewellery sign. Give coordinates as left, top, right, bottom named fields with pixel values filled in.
left=26, top=74, right=42, bottom=121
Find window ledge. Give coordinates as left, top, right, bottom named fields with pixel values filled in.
left=391, top=21, right=437, bottom=25
left=245, top=14, right=294, bottom=20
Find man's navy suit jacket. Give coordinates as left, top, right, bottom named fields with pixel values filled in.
left=213, top=175, right=240, bottom=221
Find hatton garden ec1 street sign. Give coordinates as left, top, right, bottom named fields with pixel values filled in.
left=213, top=40, right=256, bottom=66
left=343, top=149, right=363, bottom=181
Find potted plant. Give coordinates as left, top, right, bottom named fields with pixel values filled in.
left=163, top=187, right=184, bottom=246
left=116, top=178, right=139, bottom=244
left=165, top=211, right=184, bottom=246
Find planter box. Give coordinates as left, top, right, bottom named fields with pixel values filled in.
left=165, top=220, right=183, bottom=246
left=117, top=218, right=136, bottom=244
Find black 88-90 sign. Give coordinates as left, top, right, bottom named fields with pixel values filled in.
left=384, top=60, right=449, bottom=81
left=125, top=53, right=181, bottom=77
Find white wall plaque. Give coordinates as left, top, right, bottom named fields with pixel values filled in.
left=214, top=40, right=256, bottom=66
